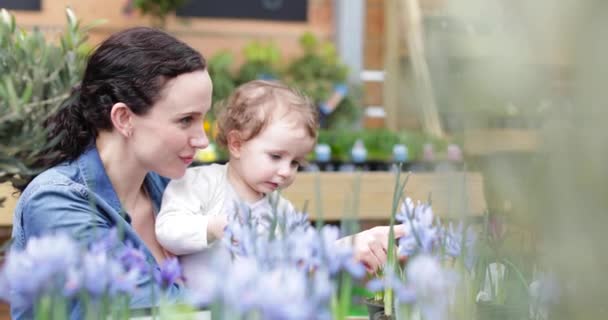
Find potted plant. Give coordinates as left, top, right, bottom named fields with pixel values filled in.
left=0, top=8, right=98, bottom=201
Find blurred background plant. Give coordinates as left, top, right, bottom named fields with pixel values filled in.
left=206, top=32, right=363, bottom=132
left=0, top=8, right=98, bottom=204
left=127, top=0, right=186, bottom=29
left=315, top=128, right=453, bottom=163
left=235, top=41, right=282, bottom=84
left=417, top=1, right=608, bottom=319
left=206, top=51, right=237, bottom=122
left=286, top=32, right=362, bottom=130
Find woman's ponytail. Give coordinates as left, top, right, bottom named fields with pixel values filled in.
left=42, top=85, right=97, bottom=167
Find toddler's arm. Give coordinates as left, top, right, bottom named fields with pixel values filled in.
left=156, top=167, right=228, bottom=255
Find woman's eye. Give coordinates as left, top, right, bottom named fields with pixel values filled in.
left=179, top=116, right=193, bottom=126
left=291, top=161, right=301, bottom=168
left=269, top=154, right=281, bottom=160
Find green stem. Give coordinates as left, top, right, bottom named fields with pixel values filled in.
left=338, top=272, right=353, bottom=320
left=384, top=288, right=393, bottom=317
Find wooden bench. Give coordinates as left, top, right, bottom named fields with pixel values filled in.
left=283, top=171, right=486, bottom=221
left=0, top=170, right=486, bottom=227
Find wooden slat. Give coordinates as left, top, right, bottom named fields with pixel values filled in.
left=284, top=171, right=486, bottom=220
left=0, top=172, right=487, bottom=226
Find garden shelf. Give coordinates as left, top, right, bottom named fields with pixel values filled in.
left=0, top=170, right=486, bottom=228
left=282, top=171, right=486, bottom=221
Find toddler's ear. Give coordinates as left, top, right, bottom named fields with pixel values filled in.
left=227, top=130, right=243, bottom=159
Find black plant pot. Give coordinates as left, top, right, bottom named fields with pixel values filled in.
left=364, top=298, right=396, bottom=320
left=364, top=298, right=384, bottom=320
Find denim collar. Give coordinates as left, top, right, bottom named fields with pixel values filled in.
left=76, top=145, right=165, bottom=222
left=77, top=146, right=124, bottom=216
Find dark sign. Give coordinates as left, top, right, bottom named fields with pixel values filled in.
left=177, top=0, right=307, bottom=22
left=0, top=0, right=41, bottom=11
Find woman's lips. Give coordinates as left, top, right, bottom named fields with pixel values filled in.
left=180, top=156, right=194, bottom=165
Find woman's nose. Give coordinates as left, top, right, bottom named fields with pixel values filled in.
left=190, top=131, right=209, bottom=149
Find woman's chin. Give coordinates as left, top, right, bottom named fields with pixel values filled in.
left=158, top=166, right=187, bottom=180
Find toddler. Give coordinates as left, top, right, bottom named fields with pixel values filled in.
left=156, top=80, right=404, bottom=287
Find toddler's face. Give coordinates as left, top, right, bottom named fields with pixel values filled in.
left=234, top=114, right=315, bottom=199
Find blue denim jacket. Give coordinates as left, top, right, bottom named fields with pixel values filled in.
left=11, top=146, right=184, bottom=319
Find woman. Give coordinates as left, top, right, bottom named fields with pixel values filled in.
left=11, top=27, right=211, bottom=318
left=11, top=27, right=402, bottom=318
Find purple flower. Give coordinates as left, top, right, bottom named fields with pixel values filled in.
left=154, top=257, right=183, bottom=289
left=319, top=226, right=365, bottom=278
left=109, top=268, right=141, bottom=295
left=529, top=272, right=560, bottom=319
left=89, top=228, right=119, bottom=254
left=257, top=266, right=311, bottom=319
left=63, top=267, right=82, bottom=297
left=396, top=198, right=440, bottom=256
left=221, top=257, right=261, bottom=314
left=119, top=242, right=148, bottom=273
left=1, top=233, right=79, bottom=302
left=443, top=222, right=478, bottom=270
left=82, top=251, right=118, bottom=297
left=407, top=255, right=458, bottom=320
left=366, top=266, right=415, bottom=304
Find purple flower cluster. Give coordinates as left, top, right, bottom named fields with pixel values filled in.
left=396, top=198, right=440, bottom=256
left=0, top=230, right=182, bottom=308
left=366, top=255, right=458, bottom=320
left=188, top=201, right=365, bottom=319
left=366, top=197, right=480, bottom=320
left=396, top=197, right=478, bottom=266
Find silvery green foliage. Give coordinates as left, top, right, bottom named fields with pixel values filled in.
left=0, top=8, right=96, bottom=192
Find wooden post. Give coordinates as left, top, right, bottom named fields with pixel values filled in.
left=401, top=0, right=444, bottom=138
left=383, top=0, right=401, bottom=131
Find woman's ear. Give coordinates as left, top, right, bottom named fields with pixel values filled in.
left=227, top=130, right=243, bottom=159
left=110, top=102, right=134, bottom=138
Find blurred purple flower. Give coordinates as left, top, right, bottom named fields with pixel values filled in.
left=397, top=199, right=439, bottom=256
left=320, top=226, right=366, bottom=278
left=82, top=251, right=118, bottom=297
left=221, top=257, right=261, bottom=314
left=366, top=266, right=415, bottom=304
left=257, top=267, right=311, bottom=319
left=63, top=267, right=82, bottom=297
left=119, top=242, right=148, bottom=273
left=110, top=268, right=141, bottom=295
left=444, top=222, right=478, bottom=271
left=1, top=233, right=79, bottom=302
left=407, top=255, right=458, bottom=320
left=529, top=272, right=560, bottom=320
left=154, top=257, right=183, bottom=289
left=89, top=228, right=119, bottom=254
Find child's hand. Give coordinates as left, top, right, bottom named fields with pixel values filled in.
left=344, top=224, right=407, bottom=273
left=207, top=214, right=228, bottom=243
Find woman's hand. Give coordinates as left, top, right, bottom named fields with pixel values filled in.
left=338, top=224, right=407, bottom=273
